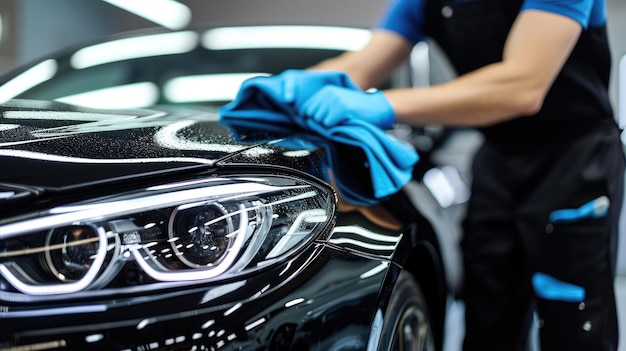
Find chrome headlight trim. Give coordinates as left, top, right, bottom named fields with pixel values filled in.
left=0, top=174, right=335, bottom=296
left=0, top=182, right=287, bottom=239
left=0, top=225, right=108, bottom=295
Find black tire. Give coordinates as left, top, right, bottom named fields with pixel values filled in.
left=379, top=270, right=436, bottom=351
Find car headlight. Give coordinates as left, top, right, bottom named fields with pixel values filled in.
left=0, top=174, right=335, bottom=296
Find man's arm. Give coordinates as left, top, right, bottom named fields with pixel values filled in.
left=310, top=30, right=414, bottom=89
left=386, top=9, right=583, bottom=127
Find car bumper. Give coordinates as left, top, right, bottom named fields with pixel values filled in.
left=1, top=243, right=394, bottom=351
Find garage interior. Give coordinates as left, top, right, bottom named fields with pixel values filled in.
left=0, top=1, right=625, bottom=350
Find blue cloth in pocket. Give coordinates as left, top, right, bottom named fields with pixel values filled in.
left=532, top=272, right=586, bottom=302
left=549, top=196, right=610, bottom=223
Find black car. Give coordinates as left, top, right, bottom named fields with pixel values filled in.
left=0, top=25, right=454, bottom=351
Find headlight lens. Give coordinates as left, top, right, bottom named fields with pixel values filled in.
left=170, top=202, right=237, bottom=268
left=0, top=174, right=334, bottom=295
left=44, top=224, right=108, bottom=281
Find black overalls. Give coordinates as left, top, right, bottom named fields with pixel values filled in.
left=422, top=0, right=625, bottom=350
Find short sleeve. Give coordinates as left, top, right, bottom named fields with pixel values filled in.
left=521, top=0, right=603, bottom=29
left=373, top=0, right=427, bottom=44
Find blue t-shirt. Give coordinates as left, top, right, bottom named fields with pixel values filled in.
left=375, top=0, right=607, bottom=45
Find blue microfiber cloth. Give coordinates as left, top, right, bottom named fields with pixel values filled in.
left=219, top=70, right=419, bottom=203
left=222, top=118, right=402, bottom=206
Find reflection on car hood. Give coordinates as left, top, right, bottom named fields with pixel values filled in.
left=0, top=100, right=319, bottom=190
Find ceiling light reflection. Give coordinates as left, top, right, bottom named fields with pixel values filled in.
left=283, top=150, right=312, bottom=158
left=245, top=318, right=266, bottom=331
left=203, top=26, right=371, bottom=51
left=223, top=302, right=242, bottom=317
left=85, top=334, right=105, bottom=343
left=164, top=73, right=269, bottom=103
left=327, top=238, right=396, bottom=252
left=360, top=262, right=389, bottom=279
left=137, top=318, right=152, bottom=330
left=154, top=121, right=245, bottom=154
left=0, top=60, right=57, bottom=103
left=285, top=297, right=305, bottom=308
left=202, top=320, right=215, bottom=329
left=71, top=31, right=198, bottom=69
left=102, top=0, right=191, bottom=30
left=200, top=281, right=245, bottom=304
left=331, top=226, right=401, bottom=243
left=279, top=260, right=292, bottom=276
left=55, top=82, right=159, bottom=109
left=0, top=192, right=15, bottom=199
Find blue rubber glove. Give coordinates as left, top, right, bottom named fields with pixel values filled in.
left=220, top=69, right=361, bottom=128
left=271, top=69, right=358, bottom=106
left=300, top=85, right=395, bottom=129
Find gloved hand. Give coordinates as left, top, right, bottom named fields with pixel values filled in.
left=221, top=69, right=361, bottom=128
left=220, top=69, right=347, bottom=126
left=300, top=85, right=395, bottom=129
left=269, top=69, right=358, bottom=107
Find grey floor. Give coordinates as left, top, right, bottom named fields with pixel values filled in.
left=442, top=277, right=626, bottom=351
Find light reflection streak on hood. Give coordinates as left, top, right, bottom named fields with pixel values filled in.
left=1, top=113, right=271, bottom=163
left=331, top=226, right=402, bottom=243
left=0, top=135, right=74, bottom=148
left=0, top=149, right=215, bottom=166
left=200, top=281, right=246, bottom=305
left=30, top=113, right=169, bottom=138
left=329, top=225, right=402, bottom=257
left=3, top=109, right=172, bottom=140
left=154, top=121, right=246, bottom=154
left=154, top=120, right=275, bottom=157
left=2, top=110, right=224, bottom=153
left=360, top=262, right=389, bottom=279
left=327, top=238, right=397, bottom=252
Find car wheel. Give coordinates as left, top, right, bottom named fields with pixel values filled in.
left=380, top=270, right=436, bottom=351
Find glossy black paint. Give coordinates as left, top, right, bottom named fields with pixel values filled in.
left=0, top=100, right=447, bottom=351
left=1, top=244, right=383, bottom=351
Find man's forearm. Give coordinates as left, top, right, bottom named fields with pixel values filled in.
left=386, top=61, right=544, bottom=127
left=387, top=10, right=581, bottom=128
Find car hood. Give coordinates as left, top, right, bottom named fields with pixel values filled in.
left=0, top=100, right=328, bottom=191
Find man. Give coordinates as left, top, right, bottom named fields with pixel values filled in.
left=297, top=0, right=623, bottom=350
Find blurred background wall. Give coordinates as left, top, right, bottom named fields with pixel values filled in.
left=0, top=0, right=624, bottom=114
